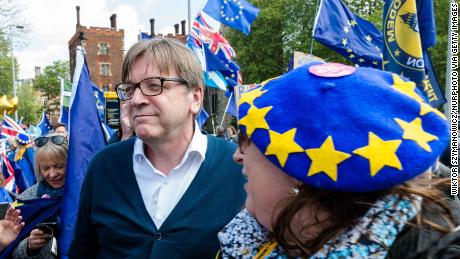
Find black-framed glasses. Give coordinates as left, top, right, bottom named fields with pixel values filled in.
left=35, top=136, right=67, bottom=148
left=115, top=77, right=188, bottom=101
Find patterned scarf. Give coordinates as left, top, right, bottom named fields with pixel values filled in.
left=218, top=194, right=420, bottom=259
left=37, top=180, right=64, bottom=199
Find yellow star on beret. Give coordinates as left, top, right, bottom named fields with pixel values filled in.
left=394, top=117, right=438, bottom=152
left=239, top=87, right=267, bottom=106
left=265, top=128, right=304, bottom=167
left=238, top=105, right=272, bottom=137
left=353, top=132, right=402, bottom=177
left=305, top=136, right=351, bottom=182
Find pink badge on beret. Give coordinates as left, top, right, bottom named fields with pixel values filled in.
left=309, top=63, right=356, bottom=78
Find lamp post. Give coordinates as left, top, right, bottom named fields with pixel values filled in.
left=9, top=24, right=24, bottom=122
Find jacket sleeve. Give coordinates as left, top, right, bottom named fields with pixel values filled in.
left=12, top=237, right=55, bottom=259
left=68, top=168, right=98, bottom=258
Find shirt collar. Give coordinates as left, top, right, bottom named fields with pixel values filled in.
left=133, top=121, right=207, bottom=165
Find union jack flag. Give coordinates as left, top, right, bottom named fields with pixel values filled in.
left=1, top=114, right=24, bottom=138
left=1, top=152, right=17, bottom=193
left=190, top=13, right=236, bottom=60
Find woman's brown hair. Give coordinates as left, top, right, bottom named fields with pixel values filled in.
left=272, top=176, right=456, bottom=257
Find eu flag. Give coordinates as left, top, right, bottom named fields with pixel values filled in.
left=313, top=0, right=383, bottom=68
left=382, top=0, right=445, bottom=107
left=60, top=46, right=107, bottom=257
left=202, top=0, right=260, bottom=35
left=37, top=110, right=52, bottom=135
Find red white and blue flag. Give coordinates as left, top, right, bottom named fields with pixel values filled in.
left=1, top=114, right=25, bottom=138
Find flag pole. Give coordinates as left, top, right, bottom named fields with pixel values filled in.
left=220, top=92, right=233, bottom=126
left=188, top=0, right=191, bottom=34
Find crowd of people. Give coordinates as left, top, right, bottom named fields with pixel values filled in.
left=0, top=37, right=457, bottom=258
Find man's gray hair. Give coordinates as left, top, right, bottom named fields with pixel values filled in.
left=122, top=38, right=203, bottom=91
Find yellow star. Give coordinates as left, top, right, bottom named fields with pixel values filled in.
left=349, top=20, right=357, bottom=27
left=344, top=26, right=349, bottom=33
left=392, top=74, right=423, bottom=102
left=265, top=129, right=304, bottom=167
left=349, top=54, right=355, bottom=59
left=342, top=39, right=347, bottom=46
left=353, top=132, right=402, bottom=177
left=238, top=87, right=267, bottom=106
left=394, top=49, right=401, bottom=56
left=372, top=61, right=378, bottom=65
left=238, top=106, right=272, bottom=137
left=305, top=136, right=351, bottom=182
left=346, top=48, right=353, bottom=53
left=12, top=200, right=24, bottom=207
left=366, top=35, right=372, bottom=42
left=420, top=102, right=446, bottom=119
left=394, top=117, right=438, bottom=152
left=359, top=58, right=365, bottom=63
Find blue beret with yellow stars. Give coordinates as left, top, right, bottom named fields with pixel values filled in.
left=16, top=132, right=31, bottom=146
left=238, top=62, right=449, bottom=192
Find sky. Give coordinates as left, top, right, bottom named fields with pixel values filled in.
left=14, top=0, right=215, bottom=79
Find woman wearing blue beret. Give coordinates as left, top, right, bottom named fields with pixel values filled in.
left=217, top=63, right=457, bottom=258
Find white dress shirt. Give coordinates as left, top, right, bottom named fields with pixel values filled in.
left=132, top=123, right=207, bottom=228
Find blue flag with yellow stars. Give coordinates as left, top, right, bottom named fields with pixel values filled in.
left=313, top=0, right=384, bottom=68
left=202, top=0, right=260, bottom=35
left=382, top=0, right=445, bottom=108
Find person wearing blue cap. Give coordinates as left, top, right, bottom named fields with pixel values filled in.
left=217, top=63, right=457, bottom=258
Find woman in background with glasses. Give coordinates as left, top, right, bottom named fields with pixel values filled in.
left=12, top=133, right=68, bottom=259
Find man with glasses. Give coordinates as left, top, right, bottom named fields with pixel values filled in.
left=70, top=38, right=246, bottom=258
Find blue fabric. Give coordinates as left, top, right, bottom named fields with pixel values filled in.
left=60, top=49, right=107, bottom=257
left=225, top=90, right=237, bottom=117
left=203, top=0, right=260, bottom=35
left=238, top=63, right=449, bottom=192
left=0, top=198, right=61, bottom=259
left=313, top=0, right=383, bottom=68
left=16, top=148, right=36, bottom=190
left=416, top=0, right=436, bottom=49
left=139, top=32, right=151, bottom=40
left=0, top=187, right=12, bottom=202
left=382, top=0, right=444, bottom=107
left=37, top=110, right=52, bottom=136
left=69, top=136, right=246, bottom=258
left=59, top=107, right=69, bottom=126
left=197, top=108, right=209, bottom=128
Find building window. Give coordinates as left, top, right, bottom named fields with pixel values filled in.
left=100, top=63, right=111, bottom=76
left=98, top=42, right=109, bottom=55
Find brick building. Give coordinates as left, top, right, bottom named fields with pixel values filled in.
left=68, top=6, right=124, bottom=91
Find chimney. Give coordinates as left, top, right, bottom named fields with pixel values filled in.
left=150, top=19, right=155, bottom=37
left=34, top=66, right=41, bottom=78
left=76, top=6, right=80, bottom=30
left=110, top=14, right=117, bottom=29
left=174, top=24, right=179, bottom=35
left=181, top=20, right=186, bottom=36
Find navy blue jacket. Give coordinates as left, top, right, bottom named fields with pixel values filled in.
left=69, top=136, right=246, bottom=258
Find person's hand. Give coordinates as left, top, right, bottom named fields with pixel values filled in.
left=0, top=207, right=24, bottom=250
left=27, top=229, right=52, bottom=251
